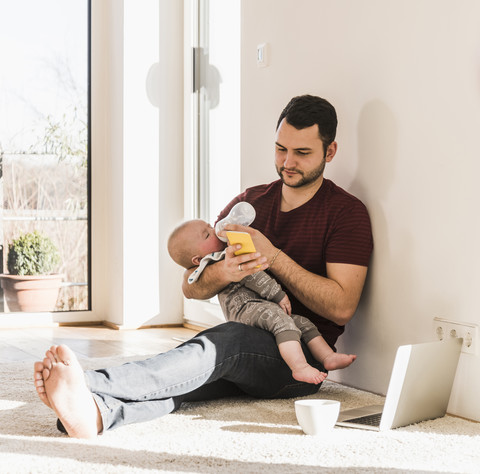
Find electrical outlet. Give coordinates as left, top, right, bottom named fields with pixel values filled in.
left=433, top=317, right=478, bottom=355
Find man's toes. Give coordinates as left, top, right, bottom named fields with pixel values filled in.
left=43, top=357, right=53, bottom=371
left=34, top=361, right=44, bottom=376
left=34, top=362, right=45, bottom=390
left=56, top=344, right=75, bottom=366
left=49, top=345, right=59, bottom=357
left=34, top=370, right=45, bottom=385
left=45, top=349, right=58, bottom=364
left=33, top=360, right=52, bottom=408
left=42, top=367, right=51, bottom=381
left=35, top=380, right=46, bottom=393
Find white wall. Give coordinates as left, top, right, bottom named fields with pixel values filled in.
left=241, top=0, right=480, bottom=420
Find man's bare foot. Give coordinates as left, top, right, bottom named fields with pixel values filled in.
left=323, top=352, right=357, bottom=371
left=292, top=364, right=327, bottom=385
left=33, top=344, right=102, bottom=438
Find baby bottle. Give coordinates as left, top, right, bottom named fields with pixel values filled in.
left=215, top=201, right=256, bottom=242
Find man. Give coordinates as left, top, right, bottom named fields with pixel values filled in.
left=33, top=95, right=373, bottom=438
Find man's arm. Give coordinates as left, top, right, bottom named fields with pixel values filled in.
left=269, top=252, right=367, bottom=326
left=182, top=244, right=269, bottom=300
left=182, top=261, right=229, bottom=300
left=225, top=224, right=368, bottom=326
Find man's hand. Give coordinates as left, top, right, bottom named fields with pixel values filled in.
left=222, top=243, right=268, bottom=282
left=278, top=294, right=291, bottom=315
left=182, top=237, right=268, bottom=300
left=221, top=224, right=278, bottom=263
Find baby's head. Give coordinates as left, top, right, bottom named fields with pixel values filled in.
left=168, top=219, right=226, bottom=269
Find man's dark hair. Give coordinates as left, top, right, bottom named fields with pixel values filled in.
left=276, top=95, right=337, bottom=154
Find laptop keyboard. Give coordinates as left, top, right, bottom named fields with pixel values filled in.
left=344, top=413, right=382, bottom=426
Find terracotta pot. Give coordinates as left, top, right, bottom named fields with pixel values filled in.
left=0, top=274, right=64, bottom=312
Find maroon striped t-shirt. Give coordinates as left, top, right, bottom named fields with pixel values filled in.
left=216, top=178, right=373, bottom=348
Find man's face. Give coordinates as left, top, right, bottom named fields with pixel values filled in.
left=274, top=119, right=336, bottom=188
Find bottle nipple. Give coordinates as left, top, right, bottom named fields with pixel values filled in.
left=215, top=202, right=256, bottom=242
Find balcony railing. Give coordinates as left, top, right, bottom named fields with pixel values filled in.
left=0, top=153, right=89, bottom=312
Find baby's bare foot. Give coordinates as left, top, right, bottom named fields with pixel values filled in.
left=323, top=353, right=357, bottom=371
left=35, top=344, right=102, bottom=438
left=292, top=364, right=327, bottom=385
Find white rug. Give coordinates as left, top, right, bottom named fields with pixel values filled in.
left=1, top=356, right=479, bottom=473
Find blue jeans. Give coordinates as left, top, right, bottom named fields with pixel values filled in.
left=85, top=322, right=325, bottom=431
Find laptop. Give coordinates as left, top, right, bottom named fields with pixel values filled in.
left=336, top=338, right=462, bottom=431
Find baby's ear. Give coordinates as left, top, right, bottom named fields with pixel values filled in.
left=192, top=255, right=202, bottom=266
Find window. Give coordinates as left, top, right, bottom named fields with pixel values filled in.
left=184, top=0, right=240, bottom=327
left=0, top=0, right=90, bottom=313
left=190, top=0, right=240, bottom=223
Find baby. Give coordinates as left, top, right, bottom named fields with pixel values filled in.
left=168, top=219, right=356, bottom=385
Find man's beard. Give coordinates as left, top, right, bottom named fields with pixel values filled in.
left=276, top=158, right=326, bottom=188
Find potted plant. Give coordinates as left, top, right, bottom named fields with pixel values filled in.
left=0, top=230, right=63, bottom=312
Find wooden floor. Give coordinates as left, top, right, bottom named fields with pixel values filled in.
left=0, top=325, right=199, bottom=364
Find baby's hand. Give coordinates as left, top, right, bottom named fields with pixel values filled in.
left=279, top=294, right=291, bottom=315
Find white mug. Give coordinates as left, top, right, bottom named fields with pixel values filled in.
left=295, top=399, right=340, bottom=435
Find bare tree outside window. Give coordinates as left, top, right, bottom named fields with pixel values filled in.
left=0, top=0, right=90, bottom=312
